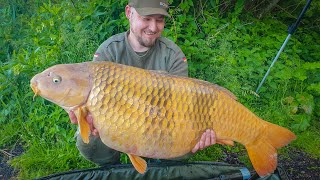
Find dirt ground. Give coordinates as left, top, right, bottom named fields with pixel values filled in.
left=221, top=147, right=320, bottom=180
left=0, top=144, right=22, bottom=180
left=1, top=145, right=319, bottom=179
left=277, top=148, right=320, bottom=179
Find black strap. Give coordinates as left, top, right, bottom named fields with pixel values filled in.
left=288, top=0, right=312, bottom=34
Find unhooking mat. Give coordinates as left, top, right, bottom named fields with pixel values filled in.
left=36, top=161, right=289, bottom=180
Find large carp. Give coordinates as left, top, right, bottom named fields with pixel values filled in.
left=30, top=61, right=296, bottom=176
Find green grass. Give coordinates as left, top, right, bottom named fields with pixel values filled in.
left=10, top=141, right=96, bottom=179
left=292, top=125, right=320, bottom=158
left=1, top=0, right=319, bottom=179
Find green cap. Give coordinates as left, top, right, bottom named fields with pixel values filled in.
left=128, top=0, right=170, bottom=17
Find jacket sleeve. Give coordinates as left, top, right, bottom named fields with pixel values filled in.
left=92, top=40, right=115, bottom=62
left=167, top=46, right=188, bottom=77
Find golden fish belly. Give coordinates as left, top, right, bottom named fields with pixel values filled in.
left=86, top=62, right=264, bottom=159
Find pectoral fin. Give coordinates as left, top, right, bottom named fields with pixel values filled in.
left=75, top=107, right=90, bottom=143
left=127, top=154, right=147, bottom=174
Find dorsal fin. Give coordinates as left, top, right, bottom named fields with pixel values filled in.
left=150, top=70, right=169, bottom=74
left=194, top=78, right=238, bottom=100
left=214, top=85, right=237, bottom=100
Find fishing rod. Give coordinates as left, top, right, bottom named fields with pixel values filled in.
left=255, top=0, right=313, bottom=93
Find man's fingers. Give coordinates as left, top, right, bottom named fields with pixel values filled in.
left=68, top=110, right=78, bottom=124
left=92, top=129, right=99, bottom=136
left=86, top=113, right=100, bottom=137
left=202, top=129, right=216, bottom=148
left=210, top=130, right=216, bottom=144
left=205, top=130, right=211, bottom=146
left=199, top=132, right=206, bottom=149
left=86, top=113, right=94, bottom=128
left=192, top=142, right=200, bottom=153
left=87, top=113, right=94, bottom=131
left=192, top=129, right=217, bottom=154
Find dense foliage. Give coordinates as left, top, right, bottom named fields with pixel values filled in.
left=1, top=0, right=319, bottom=179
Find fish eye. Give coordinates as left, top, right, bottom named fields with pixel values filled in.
left=52, top=75, right=62, bottom=84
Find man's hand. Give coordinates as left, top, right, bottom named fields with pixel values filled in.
left=192, top=129, right=216, bottom=153
left=68, top=110, right=99, bottom=136
left=68, top=110, right=78, bottom=124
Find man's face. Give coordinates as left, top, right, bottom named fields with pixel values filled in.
left=128, top=7, right=165, bottom=48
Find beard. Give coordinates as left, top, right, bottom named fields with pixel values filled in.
left=131, top=27, right=157, bottom=47
left=137, top=35, right=156, bottom=47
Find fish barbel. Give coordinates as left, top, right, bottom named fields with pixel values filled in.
left=30, top=61, right=296, bottom=176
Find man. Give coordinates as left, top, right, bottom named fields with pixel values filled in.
left=69, top=0, right=216, bottom=166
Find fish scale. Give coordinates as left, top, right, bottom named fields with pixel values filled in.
left=30, top=61, right=296, bottom=176
left=90, top=63, right=245, bottom=157
left=96, top=66, right=182, bottom=154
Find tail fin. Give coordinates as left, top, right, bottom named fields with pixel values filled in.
left=245, top=122, right=296, bottom=177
